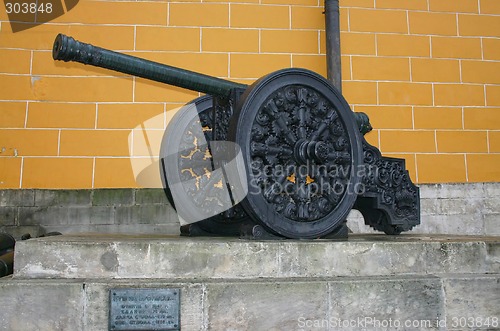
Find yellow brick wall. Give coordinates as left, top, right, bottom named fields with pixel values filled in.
left=0, top=0, right=499, bottom=188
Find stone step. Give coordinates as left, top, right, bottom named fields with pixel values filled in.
left=1, top=274, right=499, bottom=331
left=13, top=234, right=500, bottom=279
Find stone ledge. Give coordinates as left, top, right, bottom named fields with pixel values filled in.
left=13, top=234, right=500, bottom=279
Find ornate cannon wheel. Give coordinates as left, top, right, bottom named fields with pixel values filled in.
left=229, top=68, right=363, bottom=238
left=160, top=95, right=248, bottom=235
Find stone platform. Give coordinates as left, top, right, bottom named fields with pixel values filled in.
left=1, top=234, right=499, bottom=330
left=11, top=234, right=500, bottom=279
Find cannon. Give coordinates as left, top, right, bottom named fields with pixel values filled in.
left=0, top=232, right=62, bottom=277
left=0, top=233, right=15, bottom=255
left=52, top=34, right=420, bottom=239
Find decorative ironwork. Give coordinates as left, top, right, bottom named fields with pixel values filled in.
left=163, top=96, right=248, bottom=235
left=249, top=85, right=352, bottom=222
left=354, top=138, right=420, bottom=234
left=230, top=69, right=363, bottom=239
left=213, top=97, right=232, bottom=141
left=177, top=104, right=223, bottom=209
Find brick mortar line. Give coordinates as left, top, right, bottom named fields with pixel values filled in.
left=350, top=104, right=500, bottom=108
left=6, top=46, right=294, bottom=58
left=373, top=129, right=496, bottom=132
left=0, top=128, right=163, bottom=131
left=8, top=56, right=361, bottom=68
left=5, top=101, right=174, bottom=104
left=8, top=30, right=492, bottom=40
left=6, top=103, right=500, bottom=110
left=408, top=57, right=413, bottom=82
left=199, top=27, right=203, bottom=52
left=2, top=12, right=500, bottom=27
left=0, top=99, right=206, bottom=104
left=94, top=104, right=98, bottom=129
left=487, top=130, right=491, bottom=153
left=57, top=130, right=61, bottom=157
left=0, top=156, right=170, bottom=158
left=0, top=74, right=466, bottom=81
left=129, top=128, right=135, bottom=158
left=2, top=35, right=496, bottom=51
left=288, top=5, right=292, bottom=30
left=3, top=152, right=498, bottom=159
left=12, top=127, right=167, bottom=131
left=164, top=102, right=172, bottom=130
left=173, top=27, right=328, bottom=31
left=4, top=103, right=499, bottom=109
left=406, top=9, right=410, bottom=34
left=132, top=77, right=136, bottom=103
left=480, top=36, right=484, bottom=60
left=413, top=152, right=419, bottom=183
left=346, top=7, right=350, bottom=32
left=122, top=29, right=500, bottom=35
left=317, top=30, right=320, bottom=54
left=18, top=157, right=24, bottom=189
left=434, top=130, right=438, bottom=153
left=166, top=2, right=170, bottom=27
left=28, top=50, right=33, bottom=76
left=349, top=55, right=353, bottom=80
left=342, top=7, right=499, bottom=15
left=6, top=72, right=497, bottom=83
left=459, top=59, right=466, bottom=84
left=482, top=84, right=487, bottom=108
left=377, top=130, right=381, bottom=152
left=374, top=54, right=486, bottom=61
left=91, top=158, right=95, bottom=189
left=461, top=107, right=465, bottom=130
left=464, top=154, right=469, bottom=182
left=411, top=106, right=415, bottom=130
left=23, top=101, right=29, bottom=129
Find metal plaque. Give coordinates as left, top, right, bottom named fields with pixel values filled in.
left=109, top=288, right=180, bottom=331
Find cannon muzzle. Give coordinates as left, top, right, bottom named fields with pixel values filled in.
left=0, top=233, right=15, bottom=255
left=53, top=34, right=246, bottom=98
left=0, top=251, right=13, bottom=277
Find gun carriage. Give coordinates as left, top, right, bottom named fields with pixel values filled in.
left=52, top=34, right=420, bottom=239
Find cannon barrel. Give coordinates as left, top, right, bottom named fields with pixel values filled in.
left=0, top=251, right=14, bottom=277
left=0, top=233, right=15, bottom=254
left=52, top=34, right=246, bottom=98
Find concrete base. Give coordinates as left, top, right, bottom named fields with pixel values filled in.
left=2, top=234, right=500, bottom=331
left=1, top=274, right=499, bottom=331
left=12, top=234, right=500, bottom=279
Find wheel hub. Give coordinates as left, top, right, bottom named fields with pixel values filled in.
left=294, top=139, right=329, bottom=164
